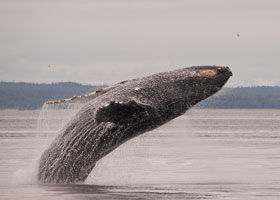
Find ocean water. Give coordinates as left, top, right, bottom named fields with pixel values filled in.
left=0, top=109, right=280, bottom=199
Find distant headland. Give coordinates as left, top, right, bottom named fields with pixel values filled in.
left=0, top=81, right=280, bottom=110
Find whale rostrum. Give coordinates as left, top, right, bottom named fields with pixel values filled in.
left=38, top=66, right=232, bottom=184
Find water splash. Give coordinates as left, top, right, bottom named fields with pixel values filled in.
left=12, top=101, right=84, bottom=185
left=36, top=102, right=82, bottom=138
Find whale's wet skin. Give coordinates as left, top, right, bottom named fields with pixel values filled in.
left=38, top=66, right=232, bottom=184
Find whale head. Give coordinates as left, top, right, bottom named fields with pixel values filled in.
left=137, top=65, right=232, bottom=116
left=178, top=66, right=232, bottom=102
left=45, top=65, right=231, bottom=110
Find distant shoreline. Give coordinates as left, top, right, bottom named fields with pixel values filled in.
left=1, top=81, right=280, bottom=110
left=1, top=108, right=280, bottom=113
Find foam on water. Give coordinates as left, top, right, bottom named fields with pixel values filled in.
left=12, top=160, right=39, bottom=185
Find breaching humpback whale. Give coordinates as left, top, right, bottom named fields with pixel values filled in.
left=38, top=66, right=232, bottom=184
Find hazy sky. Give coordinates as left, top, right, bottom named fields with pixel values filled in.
left=1, top=0, right=280, bottom=86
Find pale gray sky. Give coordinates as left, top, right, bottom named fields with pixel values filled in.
left=1, top=0, right=280, bottom=86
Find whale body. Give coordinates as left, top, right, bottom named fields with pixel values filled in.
left=38, top=66, right=232, bottom=184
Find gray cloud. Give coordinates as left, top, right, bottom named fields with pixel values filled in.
left=1, top=0, right=280, bottom=86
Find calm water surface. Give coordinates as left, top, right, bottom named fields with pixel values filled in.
left=0, top=109, right=280, bottom=199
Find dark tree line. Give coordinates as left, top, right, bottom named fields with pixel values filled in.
left=197, top=86, right=280, bottom=109
left=0, top=82, right=105, bottom=110
left=0, top=82, right=280, bottom=110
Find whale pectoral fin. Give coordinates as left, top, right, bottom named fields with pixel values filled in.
left=96, top=101, right=159, bottom=125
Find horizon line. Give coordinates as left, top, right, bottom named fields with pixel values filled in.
left=1, top=80, right=280, bottom=88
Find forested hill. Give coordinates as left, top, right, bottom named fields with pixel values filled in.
left=0, top=82, right=105, bottom=110
left=0, top=82, right=280, bottom=110
left=197, top=86, right=280, bottom=109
